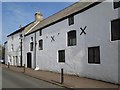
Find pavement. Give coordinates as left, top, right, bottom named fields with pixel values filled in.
left=2, top=68, right=64, bottom=88
left=1, top=64, right=119, bottom=89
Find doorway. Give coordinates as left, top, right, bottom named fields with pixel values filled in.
left=27, top=52, right=32, bottom=68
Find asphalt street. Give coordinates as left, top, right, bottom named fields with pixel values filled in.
left=2, top=68, right=65, bottom=88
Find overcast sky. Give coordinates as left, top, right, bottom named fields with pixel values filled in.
left=2, top=2, right=74, bottom=44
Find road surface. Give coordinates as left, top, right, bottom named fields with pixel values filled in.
left=2, top=68, right=66, bottom=88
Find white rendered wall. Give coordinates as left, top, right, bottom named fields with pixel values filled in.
left=7, top=32, right=24, bottom=66
left=24, top=1, right=119, bottom=84
left=4, top=42, right=8, bottom=64
left=118, top=3, right=120, bottom=84
left=24, top=33, right=35, bottom=68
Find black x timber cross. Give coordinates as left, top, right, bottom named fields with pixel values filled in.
left=80, top=26, right=87, bottom=35
left=51, top=36, right=55, bottom=42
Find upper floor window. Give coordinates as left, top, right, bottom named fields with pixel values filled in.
left=19, top=34, right=22, bottom=38
left=30, top=42, right=33, bottom=51
left=31, top=37, right=33, bottom=41
left=39, top=29, right=42, bottom=36
left=11, top=44, right=14, bottom=51
left=113, top=1, right=120, bottom=9
left=68, top=15, right=74, bottom=26
left=67, top=30, right=76, bottom=46
left=11, top=36, right=14, bottom=40
left=88, top=46, right=100, bottom=64
left=38, top=39, right=43, bottom=50
left=111, top=18, right=120, bottom=41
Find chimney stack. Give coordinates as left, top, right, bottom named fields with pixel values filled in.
left=35, top=12, right=43, bottom=22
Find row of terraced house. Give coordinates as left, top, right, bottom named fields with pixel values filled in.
left=4, top=0, right=120, bottom=84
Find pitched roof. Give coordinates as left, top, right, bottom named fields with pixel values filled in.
left=7, top=21, right=34, bottom=37
left=7, top=0, right=101, bottom=37
left=24, top=21, right=40, bottom=34
left=25, top=0, right=101, bottom=36
left=7, top=20, right=41, bottom=37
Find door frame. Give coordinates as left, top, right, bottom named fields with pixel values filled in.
left=27, top=52, right=32, bottom=68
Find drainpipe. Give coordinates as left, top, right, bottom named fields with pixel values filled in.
left=20, top=35, right=23, bottom=67
left=34, top=32, right=37, bottom=69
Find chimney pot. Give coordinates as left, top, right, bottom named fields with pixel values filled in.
left=35, top=12, right=43, bottom=22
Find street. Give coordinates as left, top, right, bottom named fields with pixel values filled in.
left=2, top=68, right=65, bottom=88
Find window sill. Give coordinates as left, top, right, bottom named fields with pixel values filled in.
left=111, top=39, right=120, bottom=42
left=67, top=45, right=77, bottom=47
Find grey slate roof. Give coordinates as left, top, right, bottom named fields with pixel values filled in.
left=7, top=21, right=34, bottom=37
left=25, top=0, right=101, bottom=36
left=7, top=0, right=102, bottom=37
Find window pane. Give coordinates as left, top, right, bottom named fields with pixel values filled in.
left=58, top=50, right=65, bottom=63
left=94, top=47, right=100, bottom=64
left=68, top=30, right=76, bottom=46
left=114, top=1, right=120, bottom=9
left=68, top=15, right=74, bottom=26
left=39, top=40, right=43, bottom=50
left=31, top=37, right=33, bottom=41
left=88, top=46, right=100, bottom=64
left=88, top=48, right=94, bottom=63
left=39, top=29, right=42, bottom=36
left=111, top=19, right=120, bottom=41
left=72, top=38, right=76, bottom=45
left=30, top=42, right=33, bottom=51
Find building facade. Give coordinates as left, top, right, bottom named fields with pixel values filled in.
left=4, top=41, right=8, bottom=64
left=0, top=45, right=2, bottom=60
left=6, top=0, right=120, bottom=84
left=6, top=12, right=43, bottom=66
left=24, top=0, right=120, bottom=84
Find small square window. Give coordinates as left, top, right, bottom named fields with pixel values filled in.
left=38, top=40, right=43, bottom=50
left=39, top=29, right=42, bottom=36
left=88, top=46, right=100, bottom=64
left=58, top=50, right=65, bottom=63
left=113, top=1, right=120, bottom=9
left=19, top=34, right=22, bottom=38
left=68, top=15, right=74, bottom=26
left=31, top=37, right=33, bottom=41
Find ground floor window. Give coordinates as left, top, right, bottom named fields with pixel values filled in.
left=111, top=18, right=120, bottom=41
left=88, top=46, right=100, bottom=64
left=113, top=1, right=120, bottom=9
left=58, top=50, right=65, bottom=63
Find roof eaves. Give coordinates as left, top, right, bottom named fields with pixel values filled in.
left=25, top=1, right=101, bottom=36
left=7, top=21, right=34, bottom=37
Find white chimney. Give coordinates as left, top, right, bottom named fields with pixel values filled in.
left=35, top=12, right=43, bottom=22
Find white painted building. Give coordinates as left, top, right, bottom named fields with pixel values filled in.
left=6, top=12, right=43, bottom=66
left=24, top=0, right=120, bottom=84
left=4, top=41, right=8, bottom=64
left=6, top=0, right=120, bottom=84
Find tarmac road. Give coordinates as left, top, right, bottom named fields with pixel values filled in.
left=2, top=68, right=65, bottom=88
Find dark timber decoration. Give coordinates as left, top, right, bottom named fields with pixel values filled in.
left=80, top=26, right=87, bottom=35
left=51, top=36, right=55, bottom=42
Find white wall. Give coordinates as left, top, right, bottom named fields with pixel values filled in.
left=7, top=32, right=24, bottom=66
left=4, top=42, right=8, bottom=64
left=24, top=33, right=36, bottom=68
left=24, top=1, right=119, bottom=84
